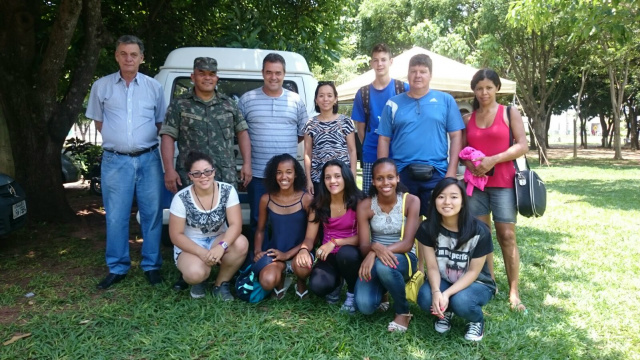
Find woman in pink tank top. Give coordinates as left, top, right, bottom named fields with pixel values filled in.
left=294, top=159, right=364, bottom=313
left=461, top=69, right=529, bottom=312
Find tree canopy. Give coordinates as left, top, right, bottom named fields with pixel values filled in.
left=0, top=0, right=349, bottom=222
left=1, top=0, right=638, bottom=222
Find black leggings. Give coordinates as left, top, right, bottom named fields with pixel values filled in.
left=309, top=245, right=361, bottom=296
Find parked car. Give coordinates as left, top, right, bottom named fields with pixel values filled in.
left=0, top=172, right=27, bottom=236
left=61, top=153, right=81, bottom=183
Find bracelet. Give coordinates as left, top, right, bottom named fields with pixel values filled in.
left=432, top=290, right=441, bottom=294
left=298, top=247, right=309, bottom=253
left=219, top=241, right=229, bottom=252
left=330, top=238, right=338, bottom=246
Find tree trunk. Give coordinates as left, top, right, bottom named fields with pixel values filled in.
left=0, top=0, right=108, bottom=222
left=600, top=113, right=607, bottom=147
left=580, top=116, right=587, bottom=149
left=608, top=63, right=628, bottom=160
left=628, top=104, right=638, bottom=151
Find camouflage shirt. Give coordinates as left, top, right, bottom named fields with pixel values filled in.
left=160, top=89, right=248, bottom=186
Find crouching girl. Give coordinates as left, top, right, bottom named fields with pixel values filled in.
left=416, top=177, right=496, bottom=341
left=169, top=151, right=248, bottom=300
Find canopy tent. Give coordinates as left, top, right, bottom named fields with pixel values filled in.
left=337, top=46, right=516, bottom=102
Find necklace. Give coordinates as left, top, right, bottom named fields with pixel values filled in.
left=193, top=184, right=216, bottom=223
left=331, top=203, right=346, bottom=217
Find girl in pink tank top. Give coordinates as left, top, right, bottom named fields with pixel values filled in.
left=293, top=159, right=364, bottom=313
left=462, top=69, right=529, bottom=313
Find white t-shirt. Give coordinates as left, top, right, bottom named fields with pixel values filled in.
left=170, top=182, right=239, bottom=241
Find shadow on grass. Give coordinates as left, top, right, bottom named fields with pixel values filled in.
left=548, top=178, right=639, bottom=212
left=486, top=224, right=626, bottom=360
left=0, top=216, right=631, bottom=359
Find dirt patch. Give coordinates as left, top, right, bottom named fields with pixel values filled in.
left=524, top=145, right=640, bottom=164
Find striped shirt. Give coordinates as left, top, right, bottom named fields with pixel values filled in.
left=238, top=87, right=308, bottom=178
left=86, top=72, right=166, bottom=153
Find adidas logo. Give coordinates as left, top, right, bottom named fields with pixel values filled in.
left=430, top=98, right=438, bottom=102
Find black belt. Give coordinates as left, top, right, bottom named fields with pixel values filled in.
left=104, top=144, right=158, bottom=157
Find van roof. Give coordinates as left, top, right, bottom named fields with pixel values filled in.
left=160, top=47, right=312, bottom=74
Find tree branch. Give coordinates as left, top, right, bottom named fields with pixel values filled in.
left=54, top=0, right=110, bottom=142
left=37, top=0, right=82, bottom=123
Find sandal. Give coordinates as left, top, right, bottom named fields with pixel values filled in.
left=294, top=283, right=309, bottom=300
left=387, top=313, right=413, bottom=332
left=377, top=293, right=390, bottom=312
left=273, top=277, right=293, bottom=300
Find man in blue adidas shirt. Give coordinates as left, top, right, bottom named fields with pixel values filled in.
left=378, top=54, right=464, bottom=216
left=351, top=44, right=408, bottom=194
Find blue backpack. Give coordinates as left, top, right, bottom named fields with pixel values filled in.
left=235, top=264, right=270, bottom=303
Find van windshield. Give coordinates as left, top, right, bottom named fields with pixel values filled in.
left=172, top=77, right=299, bottom=101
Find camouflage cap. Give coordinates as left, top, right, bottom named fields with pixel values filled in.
left=194, top=57, right=218, bottom=71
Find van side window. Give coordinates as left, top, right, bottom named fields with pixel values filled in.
left=171, top=77, right=299, bottom=101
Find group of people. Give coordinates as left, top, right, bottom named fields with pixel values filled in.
left=86, top=36, right=529, bottom=341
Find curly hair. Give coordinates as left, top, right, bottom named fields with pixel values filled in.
left=263, top=154, right=306, bottom=194
left=184, top=151, right=214, bottom=173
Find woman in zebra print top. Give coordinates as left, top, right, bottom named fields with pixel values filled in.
left=303, top=82, right=357, bottom=196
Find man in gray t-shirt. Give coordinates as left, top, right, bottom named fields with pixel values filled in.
left=237, top=53, right=308, bottom=257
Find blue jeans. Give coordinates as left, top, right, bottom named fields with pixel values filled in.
left=247, top=177, right=268, bottom=256
left=399, top=167, right=444, bottom=217
left=417, top=279, right=494, bottom=322
left=355, top=252, right=417, bottom=315
left=101, top=148, right=163, bottom=274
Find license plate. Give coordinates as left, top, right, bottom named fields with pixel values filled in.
left=13, top=200, right=27, bottom=219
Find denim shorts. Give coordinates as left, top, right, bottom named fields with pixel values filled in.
left=468, top=187, right=517, bottom=224
left=174, top=235, right=218, bottom=265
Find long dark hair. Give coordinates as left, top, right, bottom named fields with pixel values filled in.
left=311, top=159, right=363, bottom=224
left=471, top=68, right=501, bottom=111
left=263, top=154, right=306, bottom=194
left=368, top=158, right=409, bottom=198
left=425, top=177, right=486, bottom=250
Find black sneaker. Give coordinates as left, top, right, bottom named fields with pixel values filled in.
left=212, top=281, right=234, bottom=301
left=172, top=275, right=189, bottom=291
left=325, top=279, right=344, bottom=304
left=190, top=282, right=206, bottom=299
left=464, top=320, right=485, bottom=341
left=434, top=312, right=454, bottom=333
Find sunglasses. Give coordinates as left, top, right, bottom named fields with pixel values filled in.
left=189, top=168, right=214, bottom=178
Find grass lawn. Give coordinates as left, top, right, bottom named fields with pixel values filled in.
left=1, top=148, right=639, bottom=359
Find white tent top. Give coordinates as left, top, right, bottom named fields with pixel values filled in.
left=337, top=46, right=516, bottom=102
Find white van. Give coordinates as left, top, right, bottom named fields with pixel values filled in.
left=154, top=47, right=318, bottom=224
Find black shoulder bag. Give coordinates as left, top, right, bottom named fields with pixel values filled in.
left=507, top=106, right=547, bottom=218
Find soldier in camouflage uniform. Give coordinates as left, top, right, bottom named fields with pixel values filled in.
left=160, top=57, right=252, bottom=193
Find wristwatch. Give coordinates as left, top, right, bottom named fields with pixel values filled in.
left=219, top=241, right=229, bottom=252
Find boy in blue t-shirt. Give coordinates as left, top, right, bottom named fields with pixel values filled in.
left=351, top=44, right=408, bottom=194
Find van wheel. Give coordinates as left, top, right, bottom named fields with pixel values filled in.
left=90, top=177, right=102, bottom=195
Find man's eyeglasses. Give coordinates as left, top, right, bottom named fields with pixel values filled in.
left=189, top=169, right=214, bottom=178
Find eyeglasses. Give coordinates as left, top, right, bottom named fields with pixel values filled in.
left=189, top=168, right=214, bottom=178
